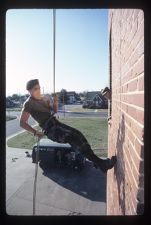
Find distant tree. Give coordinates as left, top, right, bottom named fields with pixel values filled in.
left=79, top=92, right=84, bottom=97
left=83, top=91, right=88, bottom=98
left=59, top=89, right=68, bottom=104
left=7, top=96, right=12, bottom=100
left=11, top=94, right=20, bottom=101
left=75, top=93, right=81, bottom=101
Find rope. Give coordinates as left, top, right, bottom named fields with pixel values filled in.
left=53, top=9, right=56, bottom=94
left=33, top=137, right=40, bottom=215
left=32, top=8, right=56, bottom=216
left=53, top=9, right=59, bottom=117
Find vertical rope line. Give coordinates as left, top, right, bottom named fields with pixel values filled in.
left=32, top=9, right=56, bottom=215
left=33, top=138, right=40, bottom=215
left=109, top=11, right=113, bottom=118
left=53, top=9, right=56, bottom=94
left=119, top=12, right=122, bottom=113
left=109, top=25, right=112, bottom=117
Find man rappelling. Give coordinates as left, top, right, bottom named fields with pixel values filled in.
left=20, top=79, right=117, bottom=173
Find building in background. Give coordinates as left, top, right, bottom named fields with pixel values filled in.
left=66, top=91, right=80, bottom=104
left=83, top=91, right=108, bottom=109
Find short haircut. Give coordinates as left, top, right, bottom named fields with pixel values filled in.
left=26, top=79, right=39, bottom=90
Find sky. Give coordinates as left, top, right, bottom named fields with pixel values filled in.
left=6, top=9, right=109, bottom=96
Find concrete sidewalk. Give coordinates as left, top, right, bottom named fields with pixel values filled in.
left=6, top=146, right=106, bottom=215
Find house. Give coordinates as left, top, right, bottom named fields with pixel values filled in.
left=83, top=91, right=108, bottom=109
left=6, top=94, right=29, bottom=108
left=6, top=98, right=18, bottom=108
left=66, top=91, right=79, bottom=104
left=53, top=91, right=80, bottom=105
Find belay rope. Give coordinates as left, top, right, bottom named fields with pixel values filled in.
left=32, top=8, right=56, bottom=216
left=33, top=137, right=40, bottom=215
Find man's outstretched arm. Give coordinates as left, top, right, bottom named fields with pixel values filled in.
left=20, top=111, right=44, bottom=139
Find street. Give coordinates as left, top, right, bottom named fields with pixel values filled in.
left=6, top=111, right=36, bottom=137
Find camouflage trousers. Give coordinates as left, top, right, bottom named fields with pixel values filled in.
left=42, top=116, right=103, bottom=165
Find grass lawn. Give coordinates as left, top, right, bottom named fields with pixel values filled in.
left=7, top=117, right=108, bottom=157
left=64, top=105, right=108, bottom=113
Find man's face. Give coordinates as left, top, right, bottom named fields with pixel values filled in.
left=29, top=84, right=41, bottom=99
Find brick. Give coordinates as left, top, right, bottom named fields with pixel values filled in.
left=121, top=102, right=127, bottom=112
left=121, top=94, right=126, bottom=103
left=130, top=21, right=144, bottom=54
left=131, top=54, right=144, bottom=79
left=136, top=109, right=144, bottom=124
left=128, top=78, right=138, bottom=92
left=138, top=74, right=144, bottom=91
left=125, top=44, right=133, bottom=63
left=124, top=148, right=140, bottom=191
left=131, top=120, right=143, bottom=139
left=125, top=115, right=135, bottom=131
left=122, top=71, right=132, bottom=85
left=128, top=139, right=144, bottom=173
left=127, top=105, right=136, bottom=119
left=134, top=138, right=144, bottom=159
left=129, top=38, right=144, bottom=67
left=107, top=9, right=144, bottom=215
left=127, top=105, right=144, bottom=125
left=124, top=158, right=139, bottom=209
left=126, top=93, right=144, bottom=108
left=130, top=119, right=144, bottom=141
left=120, top=155, right=142, bottom=211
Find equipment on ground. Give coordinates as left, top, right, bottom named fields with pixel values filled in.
left=32, top=139, right=86, bottom=171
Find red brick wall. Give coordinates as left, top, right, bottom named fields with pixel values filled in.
left=107, top=9, right=144, bottom=215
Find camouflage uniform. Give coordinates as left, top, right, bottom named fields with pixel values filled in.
left=42, top=116, right=104, bottom=166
